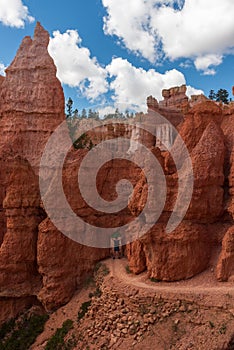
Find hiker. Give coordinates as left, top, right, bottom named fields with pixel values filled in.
left=111, top=234, right=122, bottom=259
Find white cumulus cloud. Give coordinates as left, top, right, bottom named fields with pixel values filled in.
left=48, top=30, right=108, bottom=101
left=0, top=0, right=34, bottom=27
left=106, top=57, right=203, bottom=110
left=97, top=105, right=117, bottom=118
left=194, top=54, right=223, bottom=75
left=103, top=0, right=157, bottom=62
left=48, top=29, right=203, bottom=109
left=102, top=0, right=234, bottom=73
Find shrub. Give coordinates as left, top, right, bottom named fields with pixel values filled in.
left=219, top=323, right=227, bottom=335
left=0, top=318, right=15, bottom=340
left=0, top=314, right=49, bottom=350
left=125, top=265, right=132, bottom=274
left=89, top=287, right=102, bottom=299
left=94, top=262, right=102, bottom=272
left=150, top=277, right=160, bottom=283
left=77, top=301, right=92, bottom=321
left=83, top=274, right=95, bottom=288
left=45, top=319, right=74, bottom=350
left=73, top=133, right=93, bottom=150
left=94, top=262, right=110, bottom=277
left=101, top=264, right=110, bottom=276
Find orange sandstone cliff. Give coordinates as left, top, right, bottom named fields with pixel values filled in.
left=0, top=23, right=110, bottom=321
left=0, top=23, right=234, bottom=323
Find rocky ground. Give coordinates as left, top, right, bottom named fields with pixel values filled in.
left=31, top=258, right=234, bottom=350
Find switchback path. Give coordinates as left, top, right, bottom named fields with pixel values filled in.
left=104, top=258, right=234, bottom=307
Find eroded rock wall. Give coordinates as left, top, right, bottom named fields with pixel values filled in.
left=126, top=101, right=227, bottom=280
left=0, top=22, right=233, bottom=322
left=0, top=23, right=110, bottom=317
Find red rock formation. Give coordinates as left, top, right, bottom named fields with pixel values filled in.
left=37, top=149, right=132, bottom=311
left=158, top=108, right=184, bottom=129
left=147, top=95, right=159, bottom=111
left=0, top=23, right=66, bottom=320
left=37, top=218, right=109, bottom=311
left=0, top=154, right=43, bottom=323
left=176, top=101, right=223, bottom=153
left=185, top=120, right=225, bottom=222
left=159, top=84, right=189, bottom=113
left=0, top=22, right=234, bottom=323
left=127, top=101, right=225, bottom=279
left=126, top=239, right=146, bottom=274
left=0, top=75, right=4, bottom=87
left=216, top=226, right=234, bottom=281
left=147, top=87, right=186, bottom=128
left=0, top=23, right=114, bottom=317
left=0, top=22, right=65, bottom=173
left=221, top=109, right=234, bottom=219
left=190, top=94, right=208, bottom=107
left=216, top=88, right=234, bottom=281
left=142, top=222, right=210, bottom=281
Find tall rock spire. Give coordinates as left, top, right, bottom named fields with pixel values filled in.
left=0, top=22, right=65, bottom=173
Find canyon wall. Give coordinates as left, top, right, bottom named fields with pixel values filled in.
left=0, top=23, right=110, bottom=321
left=0, top=23, right=233, bottom=322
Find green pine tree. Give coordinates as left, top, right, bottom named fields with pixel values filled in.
left=209, top=89, right=216, bottom=101
left=66, top=97, right=73, bottom=118
left=216, top=89, right=229, bottom=104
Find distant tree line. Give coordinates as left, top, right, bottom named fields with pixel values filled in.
left=66, top=90, right=232, bottom=150
left=66, top=97, right=135, bottom=120
left=66, top=98, right=137, bottom=150
left=208, top=89, right=232, bottom=104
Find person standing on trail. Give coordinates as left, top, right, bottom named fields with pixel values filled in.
left=111, top=233, right=122, bottom=259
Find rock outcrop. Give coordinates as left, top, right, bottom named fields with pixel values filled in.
left=0, top=156, right=41, bottom=294
left=0, top=22, right=66, bottom=318
left=37, top=148, right=134, bottom=311
left=0, top=22, right=234, bottom=322
left=175, top=101, right=223, bottom=153
left=159, top=84, right=189, bottom=113
left=126, top=239, right=146, bottom=274
left=37, top=218, right=109, bottom=311
left=185, top=120, right=225, bottom=222
left=216, top=92, right=234, bottom=281
left=142, top=222, right=211, bottom=281
left=221, top=109, right=234, bottom=219
left=0, top=22, right=65, bottom=173
left=190, top=94, right=208, bottom=107
left=216, top=226, right=234, bottom=281
left=125, top=220, right=211, bottom=281
left=127, top=102, right=225, bottom=280
left=0, top=154, right=42, bottom=324
left=0, top=24, right=110, bottom=317
left=0, top=75, right=4, bottom=86
left=147, top=95, right=159, bottom=111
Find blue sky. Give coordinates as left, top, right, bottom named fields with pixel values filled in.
left=0, top=0, right=233, bottom=113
